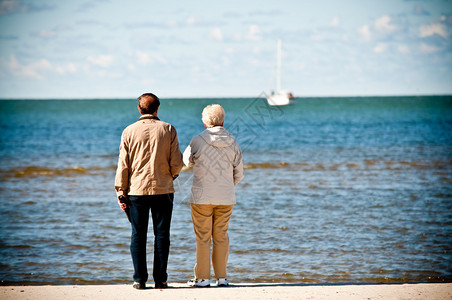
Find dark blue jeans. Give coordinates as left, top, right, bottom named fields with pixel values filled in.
left=129, top=194, right=173, bottom=284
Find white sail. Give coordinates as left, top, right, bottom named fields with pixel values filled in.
left=276, top=39, right=281, bottom=92
left=267, top=39, right=293, bottom=106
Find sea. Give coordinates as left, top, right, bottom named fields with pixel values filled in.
left=0, top=96, right=451, bottom=285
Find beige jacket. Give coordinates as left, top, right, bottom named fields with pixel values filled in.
left=183, top=126, right=244, bottom=205
left=115, top=114, right=183, bottom=196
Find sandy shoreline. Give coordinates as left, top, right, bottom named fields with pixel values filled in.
left=1, top=283, right=451, bottom=300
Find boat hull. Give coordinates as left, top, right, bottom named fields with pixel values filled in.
left=266, top=93, right=291, bottom=106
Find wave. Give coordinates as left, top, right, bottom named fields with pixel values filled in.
left=244, top=162, right=291, bottom=169
left=1, top=158, right=450, bottom=180
left=1, top=166, right=89, bottom=179
left=243, top=159, right=452, bottom=171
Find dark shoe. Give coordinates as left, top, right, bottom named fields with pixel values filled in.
left=155, top=281, right=168, bottom=289
left=133, top=281, right=146, bottom=289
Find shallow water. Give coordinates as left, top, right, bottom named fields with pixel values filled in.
left=0, top=96, right=451, bottom=284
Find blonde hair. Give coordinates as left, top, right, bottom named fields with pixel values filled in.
left=202, top=104, right=225, bottom=128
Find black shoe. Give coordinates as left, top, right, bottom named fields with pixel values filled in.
left=155, top=281, right=168, bottom=289
left=133, top=281, right=146, bottom=289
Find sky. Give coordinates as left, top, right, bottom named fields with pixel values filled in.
left=0, top=0, right=451, bottom=99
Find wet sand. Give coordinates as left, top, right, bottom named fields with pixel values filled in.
left=1, top=283, right=451, bottom=300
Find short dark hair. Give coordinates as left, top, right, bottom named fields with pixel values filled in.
left=138, top=93, right=160, bottom=114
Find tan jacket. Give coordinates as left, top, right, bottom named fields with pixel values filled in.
left=115, top=114, right=183, bottom=196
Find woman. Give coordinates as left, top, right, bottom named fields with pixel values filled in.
left=183, top=104, right=244, bottom=287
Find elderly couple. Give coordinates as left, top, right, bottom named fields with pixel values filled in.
left=114, top=93, right=244, bottom=289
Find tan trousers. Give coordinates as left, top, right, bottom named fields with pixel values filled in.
left=190, top=204, right=234, bottom=280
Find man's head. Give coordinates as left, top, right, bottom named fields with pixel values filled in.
left=202, top=104, right=225, bottom=128
left=138, top=93, right=160, bottom=115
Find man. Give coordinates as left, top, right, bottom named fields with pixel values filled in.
left=115, top=93, right=183, bottom=289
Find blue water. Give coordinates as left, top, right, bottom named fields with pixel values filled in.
left=0, top=96, right=451, bottom=284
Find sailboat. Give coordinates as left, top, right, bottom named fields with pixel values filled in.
left=266, top=39, right=294, bottom=106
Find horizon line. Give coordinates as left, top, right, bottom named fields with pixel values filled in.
left=0, top=93, right=451, bottom=100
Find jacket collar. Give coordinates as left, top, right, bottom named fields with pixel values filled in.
left=139, top=114, right=160, bottom=121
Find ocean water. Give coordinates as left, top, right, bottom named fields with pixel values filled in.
left=0, top=96, right=451, bottom=285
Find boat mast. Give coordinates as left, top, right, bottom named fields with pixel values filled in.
left=276, top=39, right=282, bottom=92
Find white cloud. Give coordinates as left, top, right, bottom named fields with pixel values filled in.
left=19, top=63, right=45, bottom=79
left=87, top=55, right=113, bottom=67
left=420, top=43, right=441, bottom=53
left=186, top=16, right=197, bottom=25
left=234, top=25, right=262, bottom=41
left=33, top=59, right=53, bottom=70
left=358, top=16, right=397, bottom=42
left=135, top=51, right=151, bottom=64
left=149, top=53, right=166, bottom=64
left=397, top=45, right=410, bottom=54
left=0, top=55, right=56, bottom=79
left=375, top=15, right=396, bottom=32
left=358, top=25, right=371, bottom=41
left=134, top=51, right=167, bottom=65
left=419, top=23, right=448, bottom=39
left=248, top=25, right=261, bottom=40
left=331, top=16, right=340, bottom=27
left=55, top=63, right=77, bottom=74
left=209, top=27, right=223, bottom=41
left=373, top=43, right=387, bottom=53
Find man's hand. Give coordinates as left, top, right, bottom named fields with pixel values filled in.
left=118, top=195, right=128, bottom=211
